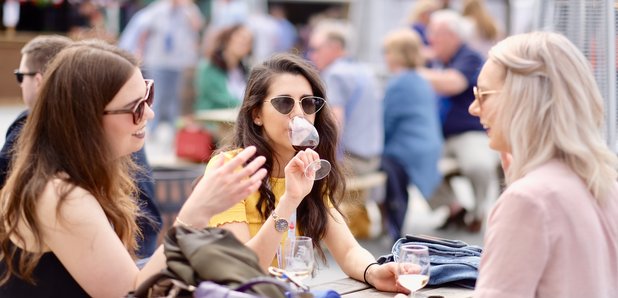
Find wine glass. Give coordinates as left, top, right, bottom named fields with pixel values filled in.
left=282, top=236, right=315, bottom=282
left=288, top=116, right=331, bottom=180
left=397, top=244, right=431, bottom=297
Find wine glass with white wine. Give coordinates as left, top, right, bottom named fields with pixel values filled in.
left=283, top=236, right=315, bottom=282
left=397, top=244, right=431, bottom=297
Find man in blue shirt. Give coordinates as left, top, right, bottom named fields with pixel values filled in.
left=308, top=23, right=384, bottom=238
left=308, top=23, right=384, bottom=176
left=1, top=35, right=162, bottom=257
left=419, top=10, right=499, bottom=233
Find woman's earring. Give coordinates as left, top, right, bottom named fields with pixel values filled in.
left=255, top=120, right=262, bottom=126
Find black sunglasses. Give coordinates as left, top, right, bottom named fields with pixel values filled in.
left=14, top=69, right=38, bottom=84
left=264, top=95, right=326, bottom=115
left=103, top=79, right=154, bottom=125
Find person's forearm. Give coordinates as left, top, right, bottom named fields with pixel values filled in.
left=135, top=209, right=211, bottom=290
left=341, top=246, right=376, bottom=282
left=176, top=207, right=212, bottom=229
left=417, top=68, right=467, bottom=96
left=134, top=246, right=167, bottom=289
left=245, top=194, right=299, bottom=269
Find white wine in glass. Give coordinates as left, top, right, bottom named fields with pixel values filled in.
left=398, top=273, right=429, bottom=292
left=283, top=236, right=315, bottom=281
left=397, top=244, right=430, bottom=297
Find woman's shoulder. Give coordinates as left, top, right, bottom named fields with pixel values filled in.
left=42, top=177, right=94, bottom=200
left=390, top=70, right=430, bottom=87
left=500, top=161, right=589, bottom=209
left=39, top=178, right=104, bottom=223
left=386, top=72, right=435, bottom=100
left=514, top=160, right=582, bottom=188
left=198, top=60, right=225, bottom=74
left=214, top=148, right=243, bottom=161
left=205, top=148, right=243, bottom=170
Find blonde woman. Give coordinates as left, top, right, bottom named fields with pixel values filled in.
left=469, top=32, right=618, bottom=297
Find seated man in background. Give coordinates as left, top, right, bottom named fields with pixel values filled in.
left=308, top=21, right=384, bottom=176
left=0, top=35, right=161, bottom=257
left=308, top=21, right=384, bottom=238
left=419, top=10, right=499, bottom=233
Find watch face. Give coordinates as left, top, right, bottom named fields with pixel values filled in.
left=275, top=218, right=288, bottom=232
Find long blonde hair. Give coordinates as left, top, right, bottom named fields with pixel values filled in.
left=490, top=31, right=618, bottom=199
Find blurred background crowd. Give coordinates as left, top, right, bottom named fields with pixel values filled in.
left=0, top=0, right=614, bottom=247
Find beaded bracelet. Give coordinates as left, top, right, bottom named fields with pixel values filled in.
left=363, top=262, right=379, bottom=285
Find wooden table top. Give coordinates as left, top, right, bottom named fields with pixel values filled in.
left=310, top=277, right=474, bottom=298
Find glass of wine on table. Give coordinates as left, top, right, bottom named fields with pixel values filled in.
left=288, top=116, right=331, bottom=180
left=397, top=244, right=431, bottom=297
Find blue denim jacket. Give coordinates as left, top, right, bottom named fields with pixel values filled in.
left=377, top=237, right=482, bottom=289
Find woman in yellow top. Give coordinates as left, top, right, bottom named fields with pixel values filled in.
left=207, top=53, right=405, bottom=293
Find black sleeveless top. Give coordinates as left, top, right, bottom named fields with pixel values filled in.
left=0, top=246, right=89, bottom=297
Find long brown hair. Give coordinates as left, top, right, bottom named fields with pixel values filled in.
left=0, top=40, right=141, bottom=285
left=229, top=53, right=345, bottom=260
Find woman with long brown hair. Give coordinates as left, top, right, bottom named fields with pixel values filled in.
left=207, top=53, right=405, bottom=293
left=0, top=40, right=266, bottom=297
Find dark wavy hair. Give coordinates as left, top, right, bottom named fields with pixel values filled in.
left=229, top=53, right=345, bottom=260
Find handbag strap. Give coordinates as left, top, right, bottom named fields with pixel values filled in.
left=233, top=277, right=295, bottom=296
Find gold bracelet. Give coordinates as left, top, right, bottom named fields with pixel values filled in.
left=175, top=217, right=195, bottom=229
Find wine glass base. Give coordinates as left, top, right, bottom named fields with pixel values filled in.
left=305, top=160, right=331, bottom=180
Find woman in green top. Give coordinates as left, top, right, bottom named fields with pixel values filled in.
left=194, top=24, right=253, bottom=110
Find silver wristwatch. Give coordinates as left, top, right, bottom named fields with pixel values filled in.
left=271, top=211, right=289, bottom=233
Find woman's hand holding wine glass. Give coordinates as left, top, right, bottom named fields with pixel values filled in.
left=288, top=116, right=331, bottom=180
left=284, top=149, right=319, bottom=203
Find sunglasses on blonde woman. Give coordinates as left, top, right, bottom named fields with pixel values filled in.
left=104, top=79, right=154, bottom=125
left=473, top=86, right=500, bottom=109
left=264, top=95, right=326, bottom=115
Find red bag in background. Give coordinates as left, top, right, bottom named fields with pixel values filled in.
left=175, top=126, right=213, bottom=163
